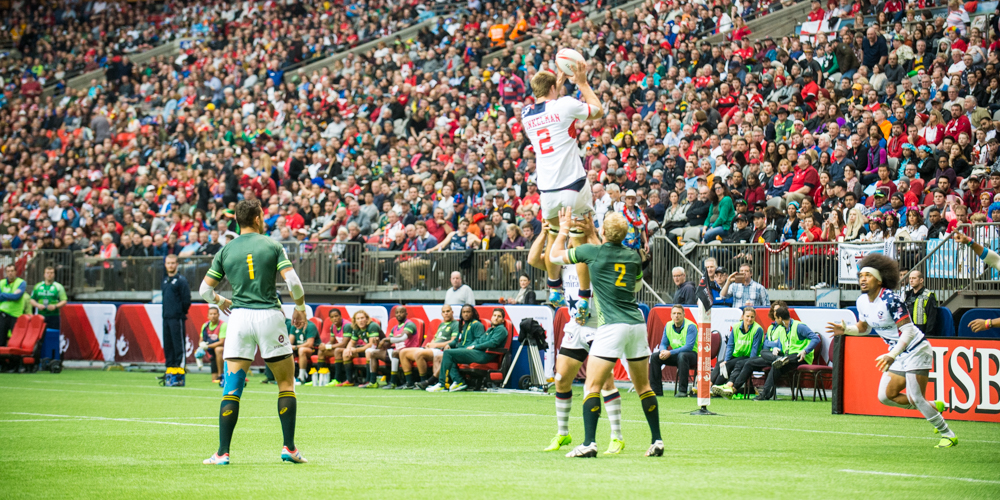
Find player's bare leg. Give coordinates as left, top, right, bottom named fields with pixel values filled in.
left=380, top=349, right=402, bottom=389
left=544, top=218, right=567, bottom=307
left=398, top=347, right=420, bottom=388
left=213, top=346, right=225, bottom=381
left=297, top=346, right=314, bottom=384
left=878, top=371, right=956, bottom=447
left=568, top=232, right=592, bottom=324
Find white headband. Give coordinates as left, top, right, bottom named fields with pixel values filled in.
left=860, top=266, right=882, bottom=283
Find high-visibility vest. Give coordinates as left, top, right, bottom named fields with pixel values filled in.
left=665, top=319, right=697, bottom=351
left=782, top=320, right=814, bottom=364
left=731, top=322, right=763, bottom=358
left=0, top=278, right=26, bottom=318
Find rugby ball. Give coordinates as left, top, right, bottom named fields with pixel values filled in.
left=556, top=48, right=586, bottom=76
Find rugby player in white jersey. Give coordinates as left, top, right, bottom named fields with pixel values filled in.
left=522, top=60, right=602, bottom=323
left=826, top=254, right=957, bottom=448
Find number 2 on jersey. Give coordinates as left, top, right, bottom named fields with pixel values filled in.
left=536, top=128, right=554, bottom=154
left=614, top=264, right=626, bottom=287
left=246, top=254, right=255, bottom=280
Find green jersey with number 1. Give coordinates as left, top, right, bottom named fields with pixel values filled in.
left=206, top=233, right=292, bottom=310
left=568, top=243, right=644, bottom=327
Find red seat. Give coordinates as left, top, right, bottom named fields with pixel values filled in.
left=922, top=192, right=934, bottom=206
left=910, top=178, right=924, bottom=194
left=0, top=315, right=34, bottom=356
left=793, top=341, right=834, bottom=401
left=458, top=318, right=514, bottom=388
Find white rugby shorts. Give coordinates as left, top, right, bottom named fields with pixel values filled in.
left=540, top=179, right=594, bottom=221
left=590, top=323, right=650, bottom=360
left=888, top=340, right=934, bottom=373
left=561, top=322, right=596, bottom=352
left=223, top=308, right=291, bottom=360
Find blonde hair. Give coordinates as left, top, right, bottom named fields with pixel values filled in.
left=530, top=71, right=557, bottom=98
left=603, top=212, right=628, bottom=245
left=352, top=310, right=370, bottom=323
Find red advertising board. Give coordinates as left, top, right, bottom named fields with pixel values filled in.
left=838, top=336, right=1000, bottom=423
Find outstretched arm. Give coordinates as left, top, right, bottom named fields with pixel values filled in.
left=954, top=232, right=1000, bottom=271
left=569, top=61, right=603, bottom=119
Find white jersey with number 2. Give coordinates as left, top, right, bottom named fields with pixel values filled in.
left=521, top=96, right=593, bottom=191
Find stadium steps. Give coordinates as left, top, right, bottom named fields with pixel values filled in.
left=702, top=0, right=812, bottom=45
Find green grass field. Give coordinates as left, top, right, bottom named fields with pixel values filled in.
left=1, top=371, right=998, bottom=499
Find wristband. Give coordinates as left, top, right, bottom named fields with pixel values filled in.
left=965, top=239, right=974, bottom=248
left=988, top=319, right=993, bottom=329
left=294, top=304, right=306, bottom=312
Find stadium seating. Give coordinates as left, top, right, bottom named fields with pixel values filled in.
left=0, top=315, right=47, bottom=371
left=792, top=340, right=834, bottom=402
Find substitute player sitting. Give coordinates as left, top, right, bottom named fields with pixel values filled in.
left=371, top=307, right=418, bottom=390
left=199, top=199, right=307, bottom=465
left=827, top=254, right=957, bottom=448
left=289, top=315, right=318, bottom=385
left=340, top=310, right=383, bottom=387
left=523, top=60, right=602, bottom=321
left=317, top=308, right=351, bottom=386
left=198, top=306, right=227, bottom=384
left=528, top=214, right=626, bottom=454
left=411, top=305, right=461, bottom=390
left=550, top=208, right=663, bottom=458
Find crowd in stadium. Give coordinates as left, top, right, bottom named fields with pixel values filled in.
left=0, top=0, right=999, bottom=294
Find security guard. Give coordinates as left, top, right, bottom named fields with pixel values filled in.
left=902, top=270, right=937, bottom=336
left=161, top=255, right=191, bottom=376
left=648, top=304, right=698, bottom=397
left=0, top=264, right=27, bottom=347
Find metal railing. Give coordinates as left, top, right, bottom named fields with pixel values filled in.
left=359, top=248, right=537, bottom=293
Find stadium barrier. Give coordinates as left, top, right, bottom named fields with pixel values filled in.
left=833, top=335, right=1000, bottom=423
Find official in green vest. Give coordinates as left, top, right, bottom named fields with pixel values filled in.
left=715, top=302, right=791, bottom=399
left=0, top=264, right=28, bottom=346
left=756, top=305, right=820, bottom=401
left=649, top=304, right=698, bottom=397
left=29, top=266, right=68, bottom=332
left=710, top=307, right=764, bottom=388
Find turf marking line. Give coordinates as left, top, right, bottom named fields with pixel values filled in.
left=840, top=470, right=1000, bottom=485
left=8, top=412, right=215, bottom=428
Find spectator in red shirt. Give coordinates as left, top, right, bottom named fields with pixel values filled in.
left=944, top=103, right=972, bottom=141
left=286, top=205, right=305, bottom=230
left=807, top=0, right=827, bottom=22
left=964, top=174, right=984, bottom=212
left=784, top=155, right=820, bottom=208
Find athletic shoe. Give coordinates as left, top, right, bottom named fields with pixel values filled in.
left=415, top=380, right=430, bottom=390
left=329, top=379, right=341, bottom=386
left=574, top=298, right=590, bottom=325
left=772, top=356, right=791, bottom=370
left=449, top=382, right=468, bottom=392
left=281, top=446, right=308, bottom=463
left=426, top=383, right=447, bottom=392
left=369, top=381, right=381, bottom=389
left=548, top=289, right=567, bottom=308
left=211, top=378, right=221, bottom=384
left=380, top=383, right=396, bottom=390
left=294, top=379, right=302, bottom=386
left=397, top=384, right=415, bottom=390
left=203, top=453, right=230, bottom=465
left=303, top=381, right=313, bottom=386
left=543, top=434, right=572, bottom=452
left=935, top=437, right=958, bottom=448
left=565, top=443, right=598, bottom=458
left=710, top=385, right=725, bottom=397
left=604, top=438, right=625, bottom=455
left=358, top=382, right=370, bottom=388
left=338, top=381, right=355, bottom=387
left=645, top=440, right=664, bottom=457
left=752, top=395, right=774, bottom=401
left=934, top=400, right=946, bottom=413
left=674, top=391, right=688, bottom=398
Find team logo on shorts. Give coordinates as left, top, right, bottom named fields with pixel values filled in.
left=279, top=335, right=285, bottom=343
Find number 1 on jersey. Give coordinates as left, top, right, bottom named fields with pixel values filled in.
left=614, top=263, right=626, bottom=287
left=537, top=128, right=554, bottom=154
left=247, top=254, right=255, bottom=280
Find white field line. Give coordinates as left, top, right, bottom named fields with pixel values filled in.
left=3, top=385, right=999, bottom=445
left=840, top=470, right=1000, bottom=485
left=8, top=412, right=214, bottom=428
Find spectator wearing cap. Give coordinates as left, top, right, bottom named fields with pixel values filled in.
left=965, top=174, right=985, bottom=212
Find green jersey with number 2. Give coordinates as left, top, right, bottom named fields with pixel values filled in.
left=568, top=243, right=644, bottom=327
left=206, top=233, right=292, bottom=310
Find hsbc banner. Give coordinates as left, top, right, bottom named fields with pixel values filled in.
left=59, top=304, right=117, bottom=361
left=837, top=336, right=1000, bottom=423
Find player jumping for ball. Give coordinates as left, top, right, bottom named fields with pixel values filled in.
left=550, top=208, right=662, bottom=458
left=200, top=199, right=309, bottom=465
left=826, top=254, right=957, bottom=448
left=527, top=215, right=626, bottom=454
left=523, top=59, right=602, bottom=323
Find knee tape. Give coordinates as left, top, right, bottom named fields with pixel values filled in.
left=223, top=368, right=247, bottom=399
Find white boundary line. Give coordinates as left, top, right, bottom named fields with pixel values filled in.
left=3, top=385, right=999, bottom=444
left=840, top=470, right=1000, bottom=485
left=8, top=412, right=215, bottom=428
